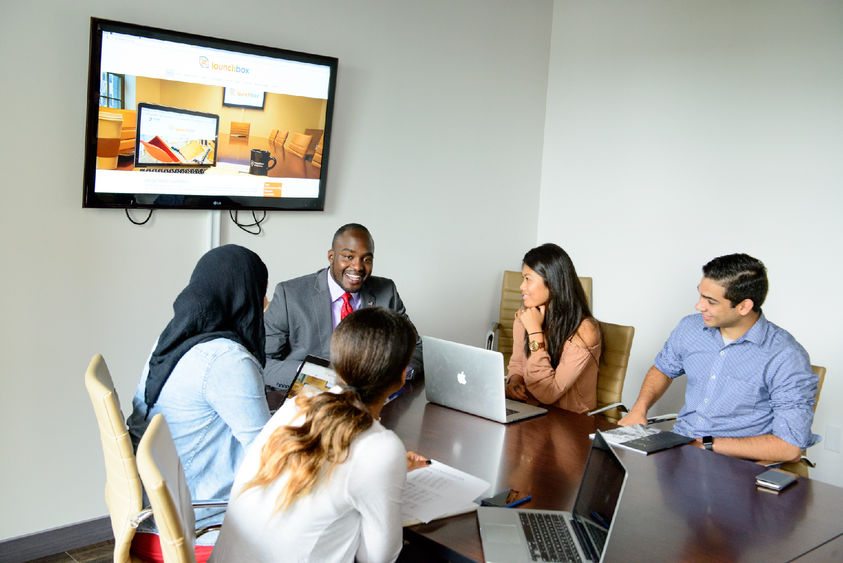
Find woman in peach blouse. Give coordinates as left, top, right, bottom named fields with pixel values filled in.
left=504, top=243, right=601, bottom=413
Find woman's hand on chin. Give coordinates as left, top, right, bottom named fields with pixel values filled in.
left=516, top=305, right=545, bottom=335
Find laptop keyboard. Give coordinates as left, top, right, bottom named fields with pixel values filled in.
left=137, top=167, right=208, bottom=174
left=519, top=512, right=582, bottom=562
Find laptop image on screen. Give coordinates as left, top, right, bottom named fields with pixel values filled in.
left=134, top=103, right=219, bottom=173
left=422, top=336, right=546, bottom=424
left=477, top=430, right=628, bottom=563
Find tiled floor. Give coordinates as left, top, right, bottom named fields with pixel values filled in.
left=26, top=540, right=114, bottom=563
left=24, top=537, right=440, bottom=562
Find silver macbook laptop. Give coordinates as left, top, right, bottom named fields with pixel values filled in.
left=422, top=336, right=547, bottom=424
left=134, top=103, right=219, bottom=173
left=477, top=430, right=628, bottom=562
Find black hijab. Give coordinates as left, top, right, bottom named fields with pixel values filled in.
left=144, top=244, right=268, bottom=411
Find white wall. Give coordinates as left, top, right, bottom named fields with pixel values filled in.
left=0, top=0, right=553, bottom=539
left=540, top=0, right=843, bottom=487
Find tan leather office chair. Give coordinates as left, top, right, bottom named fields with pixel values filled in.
left=486, top=270, right=593, bottom=369
left=85, top=354, right=152, bottom=563
left=593, top=322, right=635, bottom=423
left=778, top=365, right=826, bottom=477
left=229, top=121, right=250, bottom=137
left=268, top=129, right=279, bottom=143
left=312, top=138, right=323, bottom=168
left=277, top=130, right=289, bottom=146
left=136, top=414, right=226, bottom=563
left=286, top=132, right=312, bottom=159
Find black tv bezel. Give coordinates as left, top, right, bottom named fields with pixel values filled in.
left=82, top=17, right=338, bottom=211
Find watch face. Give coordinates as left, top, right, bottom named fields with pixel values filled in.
left=529, top=341, right=543, bottom=352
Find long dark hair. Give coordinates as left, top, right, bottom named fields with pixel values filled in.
left=242, top=307, right=417, bottom=511
left=522, top=243, right=592, bottom=368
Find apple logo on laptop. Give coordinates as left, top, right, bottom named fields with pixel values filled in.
left=457, top=371, right=467, bottom=385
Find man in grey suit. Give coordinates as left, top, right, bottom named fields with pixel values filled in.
left=263, top=223, right=423, bottom=390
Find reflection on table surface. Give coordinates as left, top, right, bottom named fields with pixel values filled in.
left=381, top=381, right=843, bottom=563
left=216, top=135, right=321, bottom=179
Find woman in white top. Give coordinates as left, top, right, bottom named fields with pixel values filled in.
left=210, top=307, right=426, bottom=563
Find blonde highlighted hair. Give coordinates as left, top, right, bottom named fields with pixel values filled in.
left=241, top=307, right=417, bottom=512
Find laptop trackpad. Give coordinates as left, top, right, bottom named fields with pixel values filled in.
left=484, top=523, right=522, bottom=543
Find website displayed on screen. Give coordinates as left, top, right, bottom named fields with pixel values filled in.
left=84, top=19, right=337, bottom=210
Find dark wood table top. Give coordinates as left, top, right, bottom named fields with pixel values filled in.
left=381, top=381, right=843, bottom=563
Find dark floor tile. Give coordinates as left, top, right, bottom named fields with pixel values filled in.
left=66, top=540, right=114, bottom=563
left=25, top=554, right=74, bottom=563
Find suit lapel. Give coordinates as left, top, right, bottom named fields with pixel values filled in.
left=359, top=282, right=377, bottom=309
left=313, top=269, right=333, bottom=338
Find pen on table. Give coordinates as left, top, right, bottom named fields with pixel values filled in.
left=387, top=386, right=406, bottom=402
left=505, top=495, right=531, bottom=508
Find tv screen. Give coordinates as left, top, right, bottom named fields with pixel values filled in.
left=222, top=87, right=266, bottom=109
left=83, top=18, right=337, bottom=211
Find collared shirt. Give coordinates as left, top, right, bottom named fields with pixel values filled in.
left=326, top=269, right=361, bottom=329
left=127, top=338, right=271, bottom=544
left=655, top=313, right=819, bottom=449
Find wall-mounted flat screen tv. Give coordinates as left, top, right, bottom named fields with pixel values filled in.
left=83, top=18, right=338, bottom=211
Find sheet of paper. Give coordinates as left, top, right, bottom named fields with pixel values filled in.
left=401, top=460, right=490, bottom=525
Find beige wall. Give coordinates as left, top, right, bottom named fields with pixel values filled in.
left=0, top=0, right=552, bottom=540
left=540, top=0, right=843, bottom=487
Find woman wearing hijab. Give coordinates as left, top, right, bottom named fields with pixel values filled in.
left=127, top=244, right=272, bottom=561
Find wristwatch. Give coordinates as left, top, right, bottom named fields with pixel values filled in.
left=528, top=340, right=545, bottom=352
left=702, top=436, right=714, bottom=451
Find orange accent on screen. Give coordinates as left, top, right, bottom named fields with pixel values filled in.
left=263, top=184, right=283, bottom=197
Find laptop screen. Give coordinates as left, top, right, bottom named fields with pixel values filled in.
left=572, top=431, right=628, bottom=555
left=135, top=103, right=219, bottom=167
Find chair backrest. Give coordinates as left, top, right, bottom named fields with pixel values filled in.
left=287, top=132, right=313, bottom=158
left=497, top=270, right=593, bottom=368
left=136, top=414, right=197, bottom=563
left=811, top=365, right=826, bottom=412
left=277, top=130, right=289, bottom=146
left=268, top=128, right=279, bottom=143
left=312, top=138, right=324, bottom=168
left=229, top=121, right=250, bottom=137
left=595, top=322, right=635, bottom=423
left=84, top=354, right=143, bottom=563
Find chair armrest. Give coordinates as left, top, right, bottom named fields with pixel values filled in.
left=192, top=500, right=228, bottom=538
left=646, top=413, right=678, bottom=424
left=129, top=508, right=154, bottom=528
left=191, top=500, right=228, bottom=509
left=486, top=321, right=502, bottom=350
left=587, top=402, right=628, bottom=417
left=196, top=524, right=222, bottom=538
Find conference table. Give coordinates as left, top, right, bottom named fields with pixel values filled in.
left=380, top=380, right=843, bottom=562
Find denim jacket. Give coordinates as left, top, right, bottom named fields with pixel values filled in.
left=127, top=338, right=271, bottom=544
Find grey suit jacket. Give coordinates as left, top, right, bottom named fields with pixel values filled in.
left=263, top=268, right=423, bottom=389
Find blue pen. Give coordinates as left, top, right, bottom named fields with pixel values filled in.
left=505, top=495, right=532, bottom=508
left=387, top=386, right=405, bottom=403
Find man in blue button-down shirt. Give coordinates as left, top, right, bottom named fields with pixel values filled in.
left=620, top=253, right=818, bottom=463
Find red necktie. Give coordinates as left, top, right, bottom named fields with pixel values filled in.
left=340, top=292, right=353, bottom=321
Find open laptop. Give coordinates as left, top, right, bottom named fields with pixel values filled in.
left=134, top=103, right=219, bottom=172
left=477, top=430, right=628, bottom=562
left=422, top=336, right=546, bottom=423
